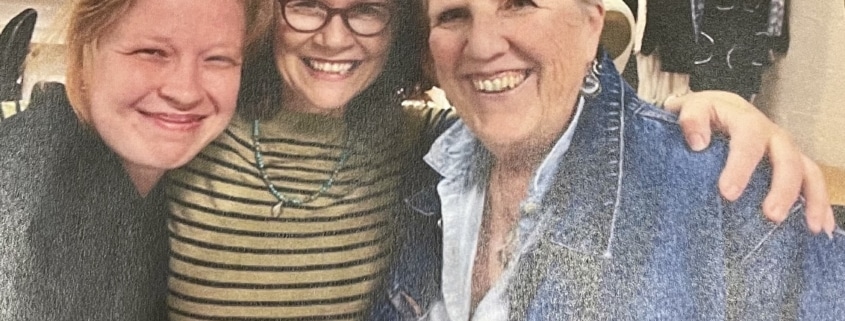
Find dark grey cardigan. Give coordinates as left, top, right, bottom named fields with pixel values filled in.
left=0, top=84, right=168, bottom=320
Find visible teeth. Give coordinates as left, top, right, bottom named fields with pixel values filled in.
left=472, top=71, right=526, bottom=93
left=147, top=113, right=204, bottom=123
left=308, top=60, right=354, bottom=75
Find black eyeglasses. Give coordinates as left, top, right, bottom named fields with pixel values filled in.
left=280, top=0, right=393, bottom=37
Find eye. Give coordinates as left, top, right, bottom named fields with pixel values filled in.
left=432, top=7, right=470, bottom=28
left=133, top=48, right=168, bottom=58
left=285, top=0, right=325, bottom=15
left=206, top=54, right=243, bottom=68
left=502, top=0, right=538, bottom=10
left=349, top=3, right=391, bottom=21
left=286, top=0, right=321, bottom=10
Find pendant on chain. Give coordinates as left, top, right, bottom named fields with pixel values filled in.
left=252, top=120, right=351, bottom=219
left=271, top=201, right=285, bottom=217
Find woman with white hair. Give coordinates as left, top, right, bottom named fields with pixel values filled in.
left=379, top=0, right=845, bottom=319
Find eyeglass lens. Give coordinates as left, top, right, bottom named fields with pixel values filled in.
left=283, top=0, right=392, bottom=36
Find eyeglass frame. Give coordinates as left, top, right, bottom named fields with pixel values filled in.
left=278, top=0, right=395, bottom=37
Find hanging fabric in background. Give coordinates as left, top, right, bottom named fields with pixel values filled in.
left=634, top=0, right=694, bottom=105
left=623, top=0, right=639, bottom=20
left=692, top=0, right=705, bottom=43
left=768, top=0, right=785, bottom=36
left=639, top=0, right=790, bottom=102
left=641, top=0, right=697, bottom=74
left=767, top=0, right=789, bottom=52
left=689, top=0, right=790, bottom=100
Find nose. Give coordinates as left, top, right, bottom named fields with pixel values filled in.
left=159, top=58, right=203, bottom=110
left=464, top=16, right=509, bottom=61
left=313, top=14, right=355, bottom=50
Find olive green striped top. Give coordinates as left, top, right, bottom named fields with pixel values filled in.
left=166, top=104, right=452, bottom=321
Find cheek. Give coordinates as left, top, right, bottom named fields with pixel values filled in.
left=89, top=57, right=162, bottom=104
left=361, top=35, right=392, bottom=76
left=538, top=28, right=598, bottom=99
left=369, top=31, right=393, bottom=55
left=205, top=70, right=242, bottom=111
left=86, top=75, right=133, bottom=116
left=86, top=56, right=124, bottom=105
left=276, top=27, right=305, bottom=59
left=428, top=32, right=459, bottom=81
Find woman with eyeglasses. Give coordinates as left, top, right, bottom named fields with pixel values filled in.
left=165, top=1, right=436, bottom=319
left=164, top=0, right=837, bottom=320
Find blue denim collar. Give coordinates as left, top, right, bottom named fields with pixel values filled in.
left=525, top=97, right=584, bottom=208
left=418, top=54, right=634, bottom=258
left=540, top=56, right=630, bottom=258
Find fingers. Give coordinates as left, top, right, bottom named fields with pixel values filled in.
left=795, top=154, right=835, bottom=236
left=671, top=91, right=788, bottom=204
left=666, top=94, right=714, bottom=152
left=664, top=90, right=835, bottom=235
left=824, top=207, right=836, bottom=238
left=719, top=130, right=767, bottom=202
left=713, top=97, right=769, bottom=202
left=759, top=128, right=803, bottom=223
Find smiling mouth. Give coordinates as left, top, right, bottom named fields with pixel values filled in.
left=141, top=111, right=207, bottom=129
left=472, top=70, right=529, bottom=93
left=304, top=58, right=360, bottom=75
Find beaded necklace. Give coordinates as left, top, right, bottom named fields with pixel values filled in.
left=251, top=119, right=352, bottom=217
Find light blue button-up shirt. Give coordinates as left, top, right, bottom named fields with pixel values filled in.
left=421, top=98, right=585, bottom=321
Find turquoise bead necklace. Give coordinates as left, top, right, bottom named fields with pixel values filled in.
left=251, top=119, right=352, bottom=217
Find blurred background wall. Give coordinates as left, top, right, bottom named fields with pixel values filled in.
left=756, top=0, right=845, bottom=202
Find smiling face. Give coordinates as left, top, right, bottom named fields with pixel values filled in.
left=274, top=0, right=394, bottom=116
left=427, top=0, right=604, bottom=160
left=84, top=0, right=245, bottom=173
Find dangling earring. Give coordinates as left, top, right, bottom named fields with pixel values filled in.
left=580, top=59, right=602, bottom=97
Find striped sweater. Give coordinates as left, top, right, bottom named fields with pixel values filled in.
left=166, top=104, right=453, bottom=321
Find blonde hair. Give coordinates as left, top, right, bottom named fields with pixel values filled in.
left=63, top=0, right=273, bottom=122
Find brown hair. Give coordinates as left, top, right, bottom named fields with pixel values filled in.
left=236, top=0, right=428, bottom=149
left=64, top=0, right=274, bottom=122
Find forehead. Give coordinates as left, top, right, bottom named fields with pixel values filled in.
left=102, top=0, right=245, bottom=44
left=121, top=0, right=244, bottom=23
left=425, top=0, right=522, bottom=12
left=315, top=0, right=391, bottom=5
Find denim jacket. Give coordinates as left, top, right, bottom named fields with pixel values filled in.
left=371, top=55, right=845, bottom=320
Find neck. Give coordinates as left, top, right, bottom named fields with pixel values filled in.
left=488, top=141, right=550, bottom=177
left=485, top=98, right=577, bottom=176
left=282, top=91, right=346, bottom=118
left=121, top=160, right=165, bottom=197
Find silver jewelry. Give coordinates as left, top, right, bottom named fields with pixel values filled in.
left=580, top=58, right=602, bottom=97
left=251, top=120, right=351, bottom=217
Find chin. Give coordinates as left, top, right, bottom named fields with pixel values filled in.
left=124, top=146, right=200, bottom=171
left=306, top=97, right=351, bottom=115
left=144, top=157, right=193, bottom=171
left=479, top=127, right=544, bottom=154
left=314, top=102, right=347, bottom=113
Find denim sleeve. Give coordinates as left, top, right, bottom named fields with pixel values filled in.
left=722, top=165, right=845, bottom=320
left=370, top=181, right=443, bottom=320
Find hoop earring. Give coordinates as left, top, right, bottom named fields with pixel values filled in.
left=580, top=59, right=602, bottom=97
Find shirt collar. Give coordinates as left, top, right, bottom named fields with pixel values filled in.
left=526, top=96, right=584, bottom=206
left=424, top=97, right=585, bottom=205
